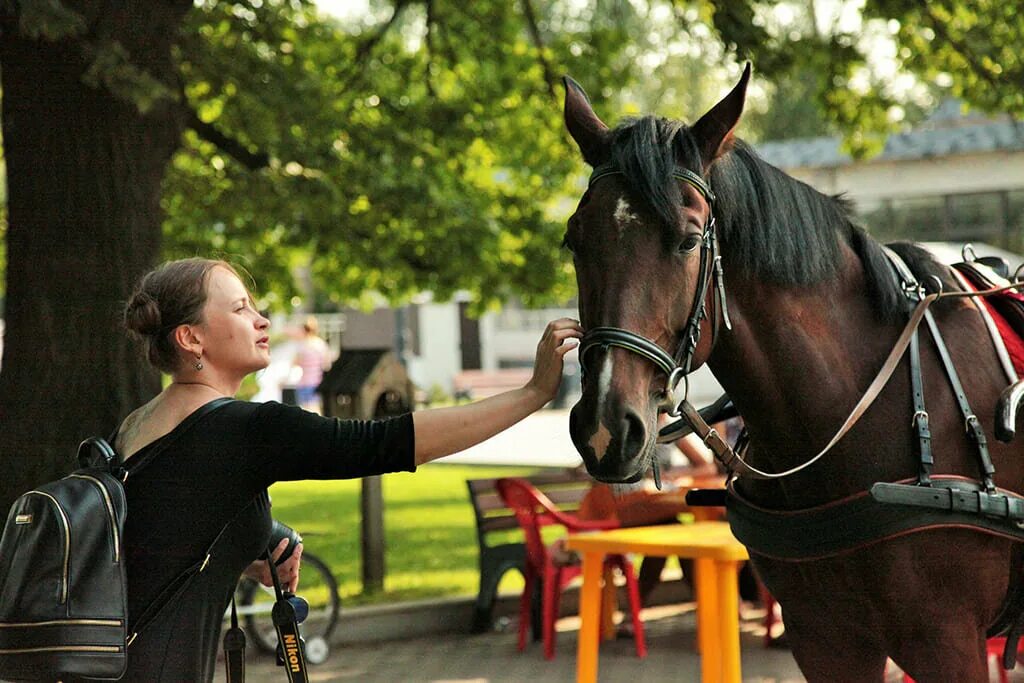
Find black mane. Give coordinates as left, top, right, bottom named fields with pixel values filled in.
left=605, top=115, right=948, bottom=324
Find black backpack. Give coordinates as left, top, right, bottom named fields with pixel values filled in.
left=0, top=437, right=129, bottom=680
left=0, top=397, right=239, bottom=681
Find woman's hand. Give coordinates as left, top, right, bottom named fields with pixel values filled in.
left=524, top=318, right=583, bottom=403
left=411, top=318, right=582, bottom=465
left=243, top=537, right=303, bottom=593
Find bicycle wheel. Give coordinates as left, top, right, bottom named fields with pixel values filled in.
left=238, top=552, right=341, bottom=664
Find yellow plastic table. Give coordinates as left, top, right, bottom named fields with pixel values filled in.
left=566, top=521, right=749, bottom=683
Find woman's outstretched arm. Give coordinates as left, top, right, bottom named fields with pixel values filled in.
left=412, top=318, right=582, bottom=465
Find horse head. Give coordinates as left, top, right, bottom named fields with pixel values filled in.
left=564, top=65, right=750, bottom=483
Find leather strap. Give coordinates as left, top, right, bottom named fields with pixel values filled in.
left=950, top=268, right=1018, bottom=383
left=223, top=597, right=246, bottom=683
left=120, top=397, right=236, bottom=478
left=714, top=291, right=938, bottom=479
left=727, top=476, right=1024, bottom=561
left=922, top=308, right=997, bottom=492
left=657, top=393, right=737, bottom=442
left=128, top=493, right=261, bottom=644
left=123, top=397, right=239, bottom=645
left=909, top=329, right=934, bottom=485
left=872, top=481, right=1024, bottom=519
left=588, top=163, right=716, bottom=202
left=579, top=327, right=678, bottom=377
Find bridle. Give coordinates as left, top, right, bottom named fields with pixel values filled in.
left=577, top=162, right=730, bottom=418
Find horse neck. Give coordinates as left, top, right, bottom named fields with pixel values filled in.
left=707, top=242, right=908, bottom=502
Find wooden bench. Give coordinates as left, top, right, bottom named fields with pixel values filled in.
left=466, top=468, right=593, bottom=633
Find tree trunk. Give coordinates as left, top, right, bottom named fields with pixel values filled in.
left=0, top=3, right=189, bottom=511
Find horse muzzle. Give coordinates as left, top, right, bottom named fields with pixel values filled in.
left=569, top=398, right=654, bottom=482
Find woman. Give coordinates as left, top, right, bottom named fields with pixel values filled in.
left=118, top=257, right=581, bottom=681
left=291, top=315, right=332, bottom=412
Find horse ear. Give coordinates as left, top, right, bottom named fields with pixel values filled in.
left=563, top=76, right=609, bottom=166
left=691, top=62, right=751, bottom=170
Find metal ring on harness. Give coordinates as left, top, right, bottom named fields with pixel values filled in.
left=665, top=367, right=687, bottom=416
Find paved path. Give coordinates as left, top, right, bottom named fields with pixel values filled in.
left=224, top=602, right=1024, bottom=683
left=235, top=603, right=798, bottom=682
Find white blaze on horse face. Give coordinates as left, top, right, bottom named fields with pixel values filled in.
left=588, top=354, right=614, bottom=458
left=613, top=197, right=638, bottom=238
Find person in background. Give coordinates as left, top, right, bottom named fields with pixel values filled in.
left=292, top=315, right=333, bottom=412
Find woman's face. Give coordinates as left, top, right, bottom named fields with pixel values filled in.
left=195, top=267, right=271, bottom=376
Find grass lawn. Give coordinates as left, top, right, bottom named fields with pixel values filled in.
left=266, top=462, right=544, bottom=606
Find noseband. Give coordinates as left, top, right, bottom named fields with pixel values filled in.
left=577, top=163, right=730, bottom=418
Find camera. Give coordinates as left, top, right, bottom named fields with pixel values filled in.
left=262, top=519, right=303, bottom=566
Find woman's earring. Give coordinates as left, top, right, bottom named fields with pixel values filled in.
left=194, top=354, right=204, bottom=371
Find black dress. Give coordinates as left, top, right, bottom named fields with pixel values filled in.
left=115, top=399, right=415, bottom=682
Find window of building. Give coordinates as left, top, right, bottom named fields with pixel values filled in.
left=860, top=190, right=1024, bottom=250
left=888, top=196, right=947, bottom=240
left=1008, top=190, right=1024, bottom=253
left=858, top=199, right=893, bottom=239
left=948, top=192, right=1005, bottom=243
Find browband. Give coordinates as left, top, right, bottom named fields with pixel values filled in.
left=588, top=163, right=716, bottom=204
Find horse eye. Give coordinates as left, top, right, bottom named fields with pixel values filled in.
left=678, top=234, right=701, bottom=254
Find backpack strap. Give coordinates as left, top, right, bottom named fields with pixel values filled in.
left=127, top=493, right=259, bottom=645
left=121, top=397, right=236, bottom=479
left=121, top=397, right=241, bottom=645
left=77, top=436, right=118, bottom=470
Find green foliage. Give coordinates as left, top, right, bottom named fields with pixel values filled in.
left=163, top=0, right=616, bottom=311
left=16, top=0, right=85, bottom=40
left=698, top=0, right=1021, bottom=156
left=6, top=1, right=1019, bottom=311
left=82, top=40, right=179, bottom=114
left=867, top=1, right=1022, bottom=112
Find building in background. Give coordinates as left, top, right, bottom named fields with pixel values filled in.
left=335, top=297, right=725, bottom=409
left=757, top=100, right=1024, bottom=249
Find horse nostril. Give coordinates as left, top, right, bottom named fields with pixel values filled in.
left=619, top=409, right=648, bottom=458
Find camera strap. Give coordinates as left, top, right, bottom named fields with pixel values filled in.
left=267, top=543, right=310, bottom=683
left=223, top=596, right=246, bottom=683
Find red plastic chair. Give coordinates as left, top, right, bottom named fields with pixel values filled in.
left=495, top=477, right=647, bottom=660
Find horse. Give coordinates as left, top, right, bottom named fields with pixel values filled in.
left=561, top=64, right=1024, bottom=682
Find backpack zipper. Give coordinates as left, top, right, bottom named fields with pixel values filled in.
left=67, top=474, right=120, bottom=562
left=25, top=491, right=70, bottom=604
left=0, top=618, right=122, bottom=627
left=0, top=644, right=122, bottom=654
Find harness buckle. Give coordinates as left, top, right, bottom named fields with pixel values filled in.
left=665, top=367, right=687, bottom=417
left=966, top=414, right=981, bottom=435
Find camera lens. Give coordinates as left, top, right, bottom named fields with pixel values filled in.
left=262, top=519, right=302, bottom=566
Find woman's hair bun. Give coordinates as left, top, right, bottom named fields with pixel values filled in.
left=124, top=291, right=163, bottom=336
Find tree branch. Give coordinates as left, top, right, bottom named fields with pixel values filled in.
left=340, top=0, right=409, bottom=94
left=184, top=106, right=270, bottom=171
left=519, top=0, right=557, bottom=101
left=423, top=0, right=437, bottom=97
